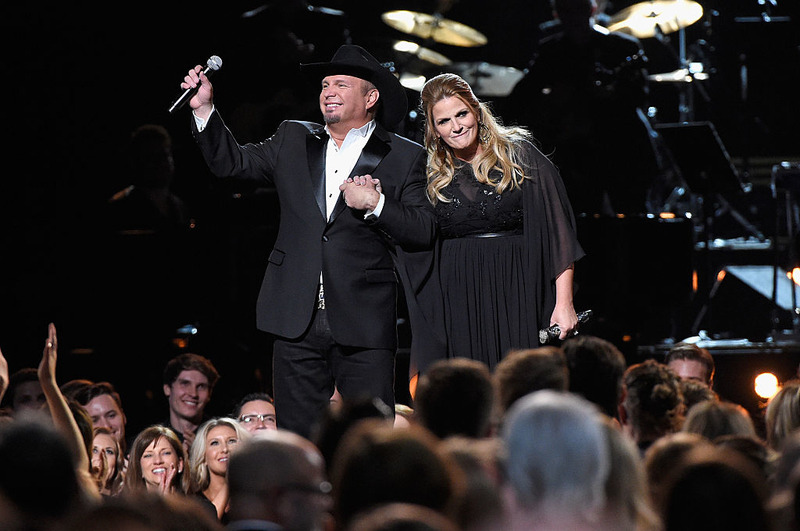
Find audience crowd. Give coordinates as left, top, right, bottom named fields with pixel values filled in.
left=3, top=325, right=800, bottom=531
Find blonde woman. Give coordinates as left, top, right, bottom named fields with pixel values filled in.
left=416, top=73, right=583, bottom=371
left=91, top=426, right=125, bottom=497
left=765, top=379, right=800, bottom=450
left=187, top=417, right=250, bottom=521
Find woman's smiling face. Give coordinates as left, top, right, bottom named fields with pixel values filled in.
left=140, top=436, right=182, bottom=489
left=204, top=425, right=239, bottom=476
left=431, top=95, right=481, bottom=159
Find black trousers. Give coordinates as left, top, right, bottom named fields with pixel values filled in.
left=272, top=307, right=396, bottom=439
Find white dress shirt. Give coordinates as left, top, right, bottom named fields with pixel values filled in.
left=194, top=108, right=385, bottom=218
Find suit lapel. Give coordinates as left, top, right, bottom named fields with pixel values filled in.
left=306, top=128, right=328, bottom=220
left=329, top=126, right=391, bottom=223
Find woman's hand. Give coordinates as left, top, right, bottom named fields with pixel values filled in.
left=91, top=449, right=111, bottom=494
left=552, top=265, right=578, bottom=339
left=550, top=304, right=578, bottom=340
left=38, top=323, right=58, bottom=387
left=0, top=344, right=8, bottom=404
left=159, top=463, right=178, bottom=495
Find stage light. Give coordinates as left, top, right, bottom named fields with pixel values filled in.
left=754, top=372, right=780, bottom=399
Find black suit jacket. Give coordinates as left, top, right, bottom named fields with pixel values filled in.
left=193, top=113, right=435, bottom=350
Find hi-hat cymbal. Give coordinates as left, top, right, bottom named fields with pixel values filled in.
left=382, top=10, right=488, bottom=47
left=393, top=40, right=452, bottom=67
left=607, top=0, right=703, bottom=38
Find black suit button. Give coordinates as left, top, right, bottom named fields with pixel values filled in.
left=322, top=236, right=329, bottom=242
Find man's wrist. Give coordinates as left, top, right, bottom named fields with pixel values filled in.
left=366, top=192, right=385, bottom=219
left=193, top=105, right=215, bottom=131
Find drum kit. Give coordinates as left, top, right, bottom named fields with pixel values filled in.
left=375, top=0, right=709, bottom=116
left=238, top=1, right=712, bottom=107
left=608, top=0, right=710, bottom=121
left=379, top=8, right=524, bottom=97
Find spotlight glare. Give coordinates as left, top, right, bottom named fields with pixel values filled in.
left=754, top=372, right=780, bottom=399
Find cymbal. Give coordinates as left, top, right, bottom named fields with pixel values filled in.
left=381, top=10, right=488, bottom=47
left=607, top=0, right=703, bottom=38
left=647, top=67, right=709, bottom=82
left=392, top=40, right=452, bottom=67
left=448, top=62, right=525, bottom=97
left=399, top=72, right=428, bottom=92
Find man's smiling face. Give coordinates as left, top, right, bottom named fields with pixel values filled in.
left=319, top=74, right=377, bottom=130
left=163, top=369, right=211, bottom=422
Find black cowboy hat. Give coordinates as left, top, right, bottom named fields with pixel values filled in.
left=301, top=45, right=408, bottom=129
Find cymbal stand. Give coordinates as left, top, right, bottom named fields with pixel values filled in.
left=676, top=25, right=694, bottom=121
left=654, top=20, right=710, bottom=122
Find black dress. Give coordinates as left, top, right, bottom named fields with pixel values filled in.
left=425, top=140, right=584, bottom=371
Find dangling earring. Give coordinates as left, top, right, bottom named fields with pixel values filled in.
left=479, top=122, right=490, bottom=144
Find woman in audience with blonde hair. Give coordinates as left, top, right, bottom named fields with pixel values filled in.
left=765, top=379, right=800, bottom=451
left=682, top=400, right=757, bottom=441
left=601, top=418, right=661, bottom=531
left=91, top=426, right=125, bottom=497
left=187, top=417, right=249, bottom=521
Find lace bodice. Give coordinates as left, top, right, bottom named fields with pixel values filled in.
left=434, top=162, right=524, bottom=239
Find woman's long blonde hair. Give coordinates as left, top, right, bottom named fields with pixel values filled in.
left=420, top=73, right=532, bottom=204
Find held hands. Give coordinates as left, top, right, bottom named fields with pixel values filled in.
left=181, top=65, right=214, bottom=119
left=339, top=175, right=382, bottom=211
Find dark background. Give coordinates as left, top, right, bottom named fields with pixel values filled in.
left=2, top=1, right=798, bottom=435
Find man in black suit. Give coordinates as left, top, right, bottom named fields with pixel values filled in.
left=182, top=45, right=435, bottom=438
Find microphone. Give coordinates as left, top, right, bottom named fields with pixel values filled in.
left=539, top=309, right=593, bottom=344
left=168, top=55, right=222, bottom=114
